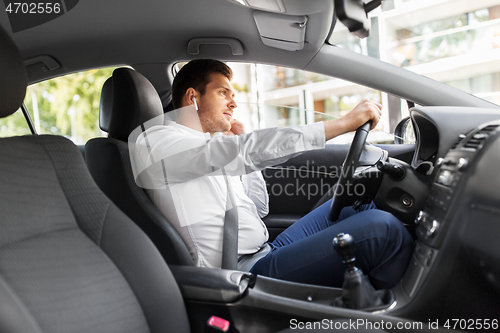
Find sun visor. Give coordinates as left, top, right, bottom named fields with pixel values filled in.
left=253, top=11, right=307, bottom=51
left=245, top=0, right=286, bottom=12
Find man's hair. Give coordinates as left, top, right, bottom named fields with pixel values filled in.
left=172, top=59, right=233, bottom=109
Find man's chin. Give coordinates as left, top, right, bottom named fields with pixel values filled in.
left=222, top=122, right=231, bottom=132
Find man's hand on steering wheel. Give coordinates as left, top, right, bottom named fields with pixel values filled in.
left=323, top=99, right=383, bottom=222
left=323, top=99, right=382, bottom=141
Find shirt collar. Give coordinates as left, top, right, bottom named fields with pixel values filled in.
left=165, top=120, right=211, bottom=138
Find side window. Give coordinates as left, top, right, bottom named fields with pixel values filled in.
left=0, top=109, right=32, bottom=137
left=23, top=67, right=117, bottom=144
left=216, top=63, right=411, bottom=144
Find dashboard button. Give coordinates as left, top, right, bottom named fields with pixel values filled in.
left=457, top=158, right=469, bottom=171
left=415, top=211, right=426, bottom=225
left=426, top=220, right=440, bottom=237
left=436, top=169, right=454, bottom=186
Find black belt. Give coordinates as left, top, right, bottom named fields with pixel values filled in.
left=221, top=167, right=238, bottom=270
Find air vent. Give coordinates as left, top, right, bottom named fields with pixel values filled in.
left=451, top=130, right=472, bottom=150
left=462, top=125, right=499, bottom=151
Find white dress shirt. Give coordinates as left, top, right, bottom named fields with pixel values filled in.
left=133, top=120, right=325, bottom=268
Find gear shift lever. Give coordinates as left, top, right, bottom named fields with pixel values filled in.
left=333, top=233, right=384, bottom=309
left=333, top=233, right=357, bottom=273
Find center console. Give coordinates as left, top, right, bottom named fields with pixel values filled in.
left=402, top=122, right=500, bottom=298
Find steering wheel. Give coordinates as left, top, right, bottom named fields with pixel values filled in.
left=328, top=121, right=372, bottom=222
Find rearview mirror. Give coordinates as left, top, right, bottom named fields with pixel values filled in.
left=334, top=0, right=381, bottom=38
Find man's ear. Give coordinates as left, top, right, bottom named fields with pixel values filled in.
left=184, top=88, right=198, bottom=108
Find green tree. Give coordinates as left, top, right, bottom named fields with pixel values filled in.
left=23, top=67, right=117, bottom=144
left=0, top=109, right=32, bottom=137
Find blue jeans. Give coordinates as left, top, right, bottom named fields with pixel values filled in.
left=250, top=201, right=414, bottom=289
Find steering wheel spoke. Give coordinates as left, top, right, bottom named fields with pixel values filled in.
left=328, top=122, right=372, bottom=221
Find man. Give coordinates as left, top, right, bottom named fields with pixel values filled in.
left=134, top=59, right=413, bottom=289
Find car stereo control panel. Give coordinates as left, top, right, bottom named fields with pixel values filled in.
left=415, top=122, right=500, bottom=247
left=401, top=121, right=500, bottom=299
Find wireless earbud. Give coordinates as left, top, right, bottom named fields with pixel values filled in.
left=192, top=97, right=198, bottom=111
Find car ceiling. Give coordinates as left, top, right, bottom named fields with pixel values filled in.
left=0, top=0, right=334, bottom=98
left=2, top=0, right=498, bottom=110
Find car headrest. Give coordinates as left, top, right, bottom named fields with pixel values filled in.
left=0, top=26, right=28, bottom=119
left=100, top=68, right=164, bottom=141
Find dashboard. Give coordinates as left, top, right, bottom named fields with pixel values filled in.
left=392, top=107, right=500, bottom=322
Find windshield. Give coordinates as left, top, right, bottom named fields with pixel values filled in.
left=329, top=0, right=500, bottom=106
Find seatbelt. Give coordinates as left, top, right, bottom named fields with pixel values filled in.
left=142, top=127, right=239, bottom=269
left=220, top=167, right=238, bottom=270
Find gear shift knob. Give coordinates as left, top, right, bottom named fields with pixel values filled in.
left=333, top=233, right=357, bottom=273
left=333, top=233, right=387, bottom=310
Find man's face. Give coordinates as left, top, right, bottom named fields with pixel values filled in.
left=197, top=73, right=237, bottom=135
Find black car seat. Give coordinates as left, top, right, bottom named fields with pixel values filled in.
left=0, top=27, right=191, bottom=333
left=85, top=68, right=194, bottom=266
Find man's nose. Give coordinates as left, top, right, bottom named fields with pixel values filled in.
left=228, top=98, right=237, bottom=109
